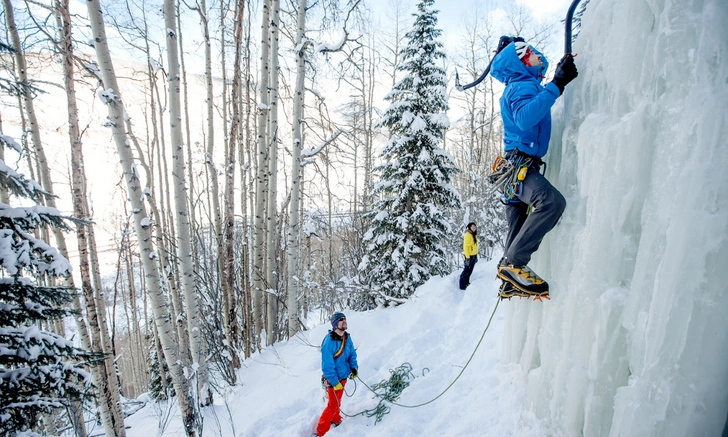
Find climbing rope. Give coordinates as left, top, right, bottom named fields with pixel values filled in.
left=341, top=363, right=416, bottom=423
left=337, top=297, right=501, bottom=423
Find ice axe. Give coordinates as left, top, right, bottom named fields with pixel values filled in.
left=455, top=0, right=584, bottom=92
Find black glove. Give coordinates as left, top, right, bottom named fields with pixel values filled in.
left=464, top=257, right=471, bottom=267
left=495, top=35, right=525, bottom=56
left=349, top=368, right=358, bottom=380
left=551, top=54, right=578, bottom=94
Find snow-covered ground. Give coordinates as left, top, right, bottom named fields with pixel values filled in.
left=123, top=257, right=546, bottom=437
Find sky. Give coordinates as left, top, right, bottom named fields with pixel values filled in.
left=373, top=0, right=575, bottom=54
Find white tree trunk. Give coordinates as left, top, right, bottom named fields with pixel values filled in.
left=0, top=116, right=8, bottom=203
left=196, top=0, right=225, bottom=324
left=222, top=0, right=246, bottom=372
left=145, top=81, right=190, bottom=354
left=177, top=3, right=198, bottom=254
left=241, top=5, right=254, bottom=359
left=162, top=0, right=207, bottom=409
left=287, top=0, right=307, bottom=338
left=50, top=5, right=99, bottom=435
left=84, top=2, right=199, bottom=435
left=254, top=0, right=272, bottom=347
left=265, top=0, right=281, bottom=343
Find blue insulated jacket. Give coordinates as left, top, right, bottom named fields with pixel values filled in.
left=490, top=43, right=561, bottom=158
left=321, top=331, right=358, bottom=387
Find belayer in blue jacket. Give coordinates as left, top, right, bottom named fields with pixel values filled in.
left=315, top=312, right=358, bottom=436
left=490, top=37, right=578, bottom=297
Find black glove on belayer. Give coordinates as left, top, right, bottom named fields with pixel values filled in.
left=551, top=54, right=578, bottom=94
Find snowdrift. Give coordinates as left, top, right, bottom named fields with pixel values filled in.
left=125, top=259, right=543, bottom=436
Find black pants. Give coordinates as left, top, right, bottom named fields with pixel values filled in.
left=459, top=255, right=477, bottom=290
left=504, top=170, right=566, bottom=267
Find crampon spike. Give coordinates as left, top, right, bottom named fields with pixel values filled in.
left=533, top=295, right=550, bottom=302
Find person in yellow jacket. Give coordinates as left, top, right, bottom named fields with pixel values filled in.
left=459, top=222, right=478, bottom=290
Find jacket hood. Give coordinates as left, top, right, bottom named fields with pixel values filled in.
left=491, top=43, right=549, bottom=85
left=329, top=330, right=347, bottom=341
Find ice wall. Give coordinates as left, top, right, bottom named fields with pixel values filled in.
left=500, top=0, right=728, bottom=436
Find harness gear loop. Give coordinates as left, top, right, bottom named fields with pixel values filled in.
left=500, top=152, right=545, bottom=204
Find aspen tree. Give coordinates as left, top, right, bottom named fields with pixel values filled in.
left=287, top=0, right=307, bottom=338
left=265, top=0, right=281, bottom=342
left=143, top=77, right=189, bottom=352
left=253, top=0, right=272, bottom=346
left=163, top=0, right=208, bottom=408
left=176, top=3, right=197, bottom=253
left=192, top=0, right=224, bottom=323
left=223, top=0, right=246, bottom=370
left=0, top=116, right=7, bottom=203
left=126, top=107, right=193, bottom=376
left=84, top=1, right=200, bottom=434
left=241, top=0, right=254, bottom=358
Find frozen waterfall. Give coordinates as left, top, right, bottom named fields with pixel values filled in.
left=501, top=0, right=728, bottom=436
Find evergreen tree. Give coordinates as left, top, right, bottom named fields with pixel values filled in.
left=0, top=135, right=95, bottom=436
left=146, top=334, right=173, bottom=401
left=359, top=0, right=461, bottom=306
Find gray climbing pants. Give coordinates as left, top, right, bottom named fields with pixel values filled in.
left=503, top=169, right=566, bottom=267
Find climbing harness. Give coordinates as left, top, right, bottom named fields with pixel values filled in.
left=481, top=155, right=515, bottom=199
left=455, top=0, right=584, bottom=92
left=499, top=152, right=545, bottom=204
left=336, top=297, right=501, bottom=423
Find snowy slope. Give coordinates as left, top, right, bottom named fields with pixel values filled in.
left=124, top=258, right=547, bottom=437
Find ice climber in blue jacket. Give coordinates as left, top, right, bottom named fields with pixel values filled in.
left=490, top=37, right=578, bottom=298
left=315, top=312, right=358, bottom=436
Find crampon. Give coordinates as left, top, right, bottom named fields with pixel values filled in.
left=498, top=280, right=550, bottom=302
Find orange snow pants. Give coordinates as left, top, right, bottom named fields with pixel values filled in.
left=316, top=379, right=347, bottom=436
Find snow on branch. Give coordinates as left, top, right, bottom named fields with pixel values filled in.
left=0, top=159, right=49, bottom=201
left=0, top=204, right=78, bottom=276
left=0, top=203, right=74, bottom=232
left=374, top=288, right=408, bottom=305
left=301, top=130, right=344, bottom=158
left=16, top=229, right=73, bottom=276
left=314, top=0, right=363, bottom=54
left=79, top=61, right=104, bottom=83
left=0, top=280, right=77, bottom=324
left=315, top=30, right=350, bottom=53
left=98, top=88, right=119, bottom=105
left=0, top=135, right=22, bottom=154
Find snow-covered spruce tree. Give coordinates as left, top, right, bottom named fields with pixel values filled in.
left=146, top=334, right=173, bottom=401
left=359, top=0, right=460, bottom=307
left=0, top=137, right=95, bottom=436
